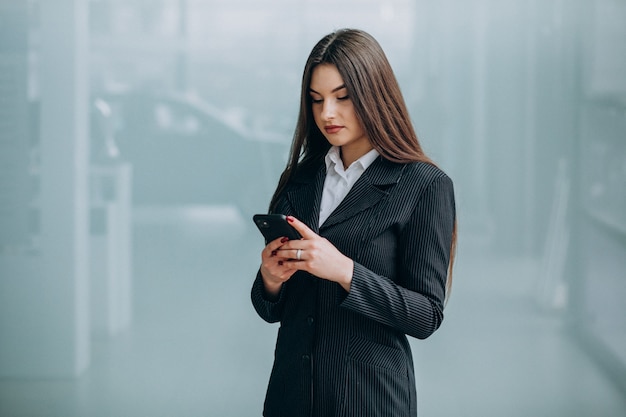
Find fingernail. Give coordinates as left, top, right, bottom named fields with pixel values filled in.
left=278, top=261, right=284, bottom=266
left=287, top=216, right=294, bottom=223
left=271, top=250, right=277, bottom=257
left=280, top=237, right=289, bottom=243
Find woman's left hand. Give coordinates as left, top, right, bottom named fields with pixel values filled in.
left=277, top=215, right=354, bottom=292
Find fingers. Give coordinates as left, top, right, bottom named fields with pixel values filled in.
left=262, top=236, right=291, bottom=258
left=260, top=216, right=316, bottom=282
left=286, top=216, right=317, bottom=239
left=260, top=227, right=308, bottom=291
left=260, top=216, right=352, bottom=289
left=262, top=216, right=316, bottom=260
left=260, top=262, right=296, bottom=290
left=274, top=241, right=312, bottom=261
left=261, top=242, right=296, bottom=276
left=275, top=248, right=305, bottom=261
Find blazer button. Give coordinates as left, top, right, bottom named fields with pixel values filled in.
left=302, top=354, right=310, bottom=362
left=307, top=316, right=314, bottom=326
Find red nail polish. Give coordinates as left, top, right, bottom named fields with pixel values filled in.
left=271, top=250, right=277, bottom=257
left=278, top=261, right=284, bottom=266
left=287, top=216, right=294, bottom=223
left=280, top=237, right=289, bottom=243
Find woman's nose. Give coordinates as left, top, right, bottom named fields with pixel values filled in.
left=322, top=100, right=336, bottom=120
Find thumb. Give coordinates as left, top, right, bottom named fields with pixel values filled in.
left=286, top=215, right=317, bottom=239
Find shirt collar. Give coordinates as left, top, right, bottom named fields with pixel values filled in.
left=324, top=146, right=380, bottom=174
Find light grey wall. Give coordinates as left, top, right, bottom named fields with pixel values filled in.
left=1, top=0, right=625, bottom=413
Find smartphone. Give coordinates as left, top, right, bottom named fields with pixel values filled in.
left=253, top=214, right=301, bottom=243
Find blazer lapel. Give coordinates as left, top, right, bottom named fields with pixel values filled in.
left=321, top=157, right=405, bottom=230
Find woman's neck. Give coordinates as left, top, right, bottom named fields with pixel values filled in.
left=340, top=143, right=374, bottom=169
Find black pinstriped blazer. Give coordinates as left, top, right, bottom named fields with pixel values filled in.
left=251, top=155, right=455, bottom=417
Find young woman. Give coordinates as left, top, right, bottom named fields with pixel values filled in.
left=251, top=28, right=457, bottom=417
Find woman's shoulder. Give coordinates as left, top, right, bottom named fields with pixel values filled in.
left=399, top=160, right=452, bottom=187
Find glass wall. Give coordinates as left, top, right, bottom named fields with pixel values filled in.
left=1, top=0, right=625, bottom=415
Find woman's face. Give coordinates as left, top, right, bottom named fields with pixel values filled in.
left=309, top=64, right=371, bottom=161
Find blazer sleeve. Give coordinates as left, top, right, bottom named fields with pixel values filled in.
left=340, top=174, right=455, bottom=339
left=251, top=270, right=287, bottom=323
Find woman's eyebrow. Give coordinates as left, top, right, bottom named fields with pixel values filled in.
left=309, top=84, right=347, bottom=94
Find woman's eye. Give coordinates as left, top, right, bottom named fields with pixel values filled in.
left=311, top=97, right=323, bottom=104
left=338, top=95, right=349, bottom=101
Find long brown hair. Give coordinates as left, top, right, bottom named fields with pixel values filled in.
left=270, top=28, right=457, bottom=297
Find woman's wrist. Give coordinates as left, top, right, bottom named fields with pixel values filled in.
left=261, top=274, right=283, bottom=300
left=338, top=258, right=354, bottom=292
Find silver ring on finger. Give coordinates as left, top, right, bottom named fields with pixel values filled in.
left=296, top=249, right=302, bottom=261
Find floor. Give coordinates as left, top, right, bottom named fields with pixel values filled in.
left=1, top=206, right=625, bottom=417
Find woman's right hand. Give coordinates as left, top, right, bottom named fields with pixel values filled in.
left=260, top=236, right=298, bottom=297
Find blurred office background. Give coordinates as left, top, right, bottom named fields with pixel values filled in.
left=1, top=0, right=625, bottom=416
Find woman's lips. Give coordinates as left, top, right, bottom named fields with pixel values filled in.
left=324, top=125, right=343, bottom=134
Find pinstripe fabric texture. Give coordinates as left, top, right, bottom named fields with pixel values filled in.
left=251, top=156, right=455, bottom=417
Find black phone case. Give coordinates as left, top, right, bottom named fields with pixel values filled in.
left=253, top=214, right=301, bottom=243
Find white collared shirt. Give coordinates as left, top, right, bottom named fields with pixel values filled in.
left=319, top=146, right=380, bottom=226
